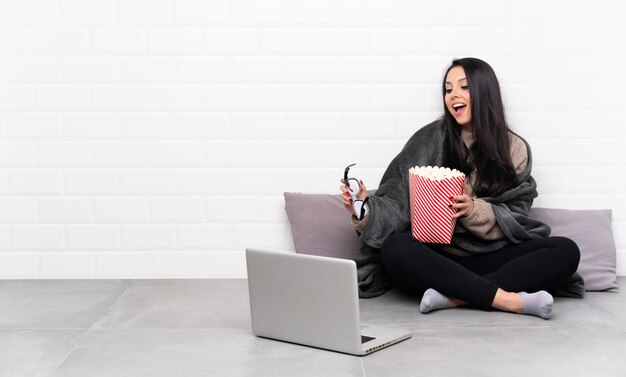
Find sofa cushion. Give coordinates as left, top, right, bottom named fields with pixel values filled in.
left=530, top=207, right=618, bottom=292
left=284, top=192, right=619, bottom=292
left=284, top=192, right=362, bottom=260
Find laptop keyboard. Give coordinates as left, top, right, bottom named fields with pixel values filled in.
left=361, top=335, right=376, bottom=344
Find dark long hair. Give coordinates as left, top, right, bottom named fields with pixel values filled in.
left=442, top=57, right=516, bottom=197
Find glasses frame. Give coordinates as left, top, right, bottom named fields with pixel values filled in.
left=344, top=163, right=355, bottom=188
left=343, top=163, right=368, bottom=219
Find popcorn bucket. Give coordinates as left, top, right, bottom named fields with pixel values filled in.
left=409, top=166, right=465, bottom=244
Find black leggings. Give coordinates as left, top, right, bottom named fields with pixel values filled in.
left=380, top=233, right=580, bottom=310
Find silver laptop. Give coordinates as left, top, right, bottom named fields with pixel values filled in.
left=245, top=248, right=411, bottom=356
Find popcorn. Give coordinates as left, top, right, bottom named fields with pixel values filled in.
left=409, top=166, right=465, bottom=244
left=408, top=166, right=464, bottom=181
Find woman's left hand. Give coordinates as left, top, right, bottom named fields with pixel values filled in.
left=450, top=186, right=474, bottom=219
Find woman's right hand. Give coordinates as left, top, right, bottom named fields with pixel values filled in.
left=339, top=178, right=368, bottom=216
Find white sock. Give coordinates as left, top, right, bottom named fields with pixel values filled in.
left=519, top=291, right=554, bottom=320
left=420, top=288, right=450, bottom=314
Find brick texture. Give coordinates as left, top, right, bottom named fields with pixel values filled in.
left=0, top=0, right=624, bottom=278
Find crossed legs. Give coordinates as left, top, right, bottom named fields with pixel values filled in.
left=419, top=287, right=553, bottom=319
left=380, top=233, right=580, bottom=319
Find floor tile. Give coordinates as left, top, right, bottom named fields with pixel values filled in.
left=0, top=330, right=85, bottom=377
left=51, top=329, right=365, bottom=377
left=581, top=280, right=626, bottom=331
left=3, top=278, right=625, bottom=377
left=0, top=280, right=131, bottom=329
left=362, top=324, right=626, bottom=377
left=94, top=279, right=251, bottom=330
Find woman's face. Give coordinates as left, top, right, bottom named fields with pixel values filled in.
left=445, top=66, right=472, bottom=129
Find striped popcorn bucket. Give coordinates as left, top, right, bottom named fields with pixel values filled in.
left=409, top=169, right=465, bottom=244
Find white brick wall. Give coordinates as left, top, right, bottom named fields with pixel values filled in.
left=0, top=0, right=624, bottom=278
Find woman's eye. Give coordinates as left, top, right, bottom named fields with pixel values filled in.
left=461, top=86, right=469, bottom=90
left=445, top=89, right=452, bottom=94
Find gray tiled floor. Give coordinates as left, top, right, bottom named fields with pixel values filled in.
left=1, top=279, right=625, bottom=377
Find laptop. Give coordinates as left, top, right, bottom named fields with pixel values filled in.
left=245, top=248, right=411, bottom=356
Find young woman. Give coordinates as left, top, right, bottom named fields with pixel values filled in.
left=339, top=58, right=580, bottom=319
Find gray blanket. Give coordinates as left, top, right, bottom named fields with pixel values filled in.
left=354, top=119, right=584, bottom=298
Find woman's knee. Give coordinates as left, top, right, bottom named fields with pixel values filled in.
left=380, top=232, right=415, bottom=267
left=382, top=232, right=411, bottom=250
left=549, top=236, right=581, bottom=273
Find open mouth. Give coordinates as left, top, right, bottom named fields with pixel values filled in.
left=452, top=103, right=466, bottom=115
